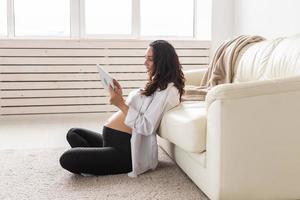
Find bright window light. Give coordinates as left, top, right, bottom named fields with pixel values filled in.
left=0, top=0, right=7, bottom=36
left=196, top=0, right=211, bottom=40
left=141, top=0, right=194, bottom=37
left=85, top=0, right=132, bottom=35
left=14, top=0, right=70, bottom=36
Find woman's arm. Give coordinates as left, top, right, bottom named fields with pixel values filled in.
left=117, top=102, right=129, bottom=115
left=108, top=79, right=129, bottom=115
left=125, top=86, right=180, bottom=136
left=109, top=80, right=180, bottom=136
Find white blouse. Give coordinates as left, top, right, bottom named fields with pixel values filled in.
left=124, top=83, right=180, bottom=177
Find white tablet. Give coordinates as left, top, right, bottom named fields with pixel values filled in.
left=96, top=64, right=114, bottom=90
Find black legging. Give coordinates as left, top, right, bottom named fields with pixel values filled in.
left=59, top=126, right=132, bottom=175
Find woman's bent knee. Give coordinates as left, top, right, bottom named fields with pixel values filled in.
left=59, top=150, right=80, bottom=174
left=59, top=151, right=70, bottom=169
left=66, top=128, right=78, bottom=141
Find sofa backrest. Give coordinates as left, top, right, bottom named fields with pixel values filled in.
left=233, top=34, right=300, bottom=83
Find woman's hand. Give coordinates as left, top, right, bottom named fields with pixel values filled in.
left=108, top=79, right=129, bottom=115
left=108, top=79, right=125, bottom=107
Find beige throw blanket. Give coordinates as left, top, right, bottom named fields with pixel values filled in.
left=183, top=35, right=265, bottom=101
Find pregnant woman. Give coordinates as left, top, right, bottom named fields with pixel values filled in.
left=59, top=40, right=185, bottom=177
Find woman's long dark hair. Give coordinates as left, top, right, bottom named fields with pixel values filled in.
left=141, top=40, right=185, bottom=101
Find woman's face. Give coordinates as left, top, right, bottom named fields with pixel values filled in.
left=144, top=47, right=154, bottom=73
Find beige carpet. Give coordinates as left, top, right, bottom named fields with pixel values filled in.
left=0, top=147, right=208, bottom=200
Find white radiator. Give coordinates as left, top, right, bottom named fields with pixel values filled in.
left=0, top=39, right=210, bottom=116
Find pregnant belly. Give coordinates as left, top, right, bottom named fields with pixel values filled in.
left=104, top=111, right=132, bottom=134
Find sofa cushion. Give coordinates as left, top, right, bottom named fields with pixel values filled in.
left=264, top=35, right=300, bottom=79
left=233, top=38, right=282, bottom=83
left=234, top=34, right=300, bottom=83
left=158, top=101, right=207, bottom=153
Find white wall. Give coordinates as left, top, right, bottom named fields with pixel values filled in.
left=234, top=0, right=300, bottom=39
left=211, top=0, right=300, bottom=54
left=211, top=0, right=234, bottom=56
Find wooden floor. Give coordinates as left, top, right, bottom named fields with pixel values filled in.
left=0, top=113, right=110, bottom=150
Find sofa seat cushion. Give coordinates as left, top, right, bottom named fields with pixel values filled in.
left=158, top=101, right=207, bottom=153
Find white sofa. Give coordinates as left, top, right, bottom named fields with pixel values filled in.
left=157, top=34, right=300, bottom=200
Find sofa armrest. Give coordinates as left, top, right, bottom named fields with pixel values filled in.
left=183, top=68, right=207, bottom=86
left=205, top=75, right=300, bottom=198
left=206, top=75, right=300, bottom=108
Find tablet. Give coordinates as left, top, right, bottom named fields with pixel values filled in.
left=96, top=64, right=114, bottom=90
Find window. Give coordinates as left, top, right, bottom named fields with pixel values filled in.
left=0, top=0, right=7, bottom=36
left=1, top=0, right=211, bottom=39
left=84, top=0, right=132, bottom=35
left=14, top=0, right=70, bottom=36
left=140, top=0, right=194, bottom=37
